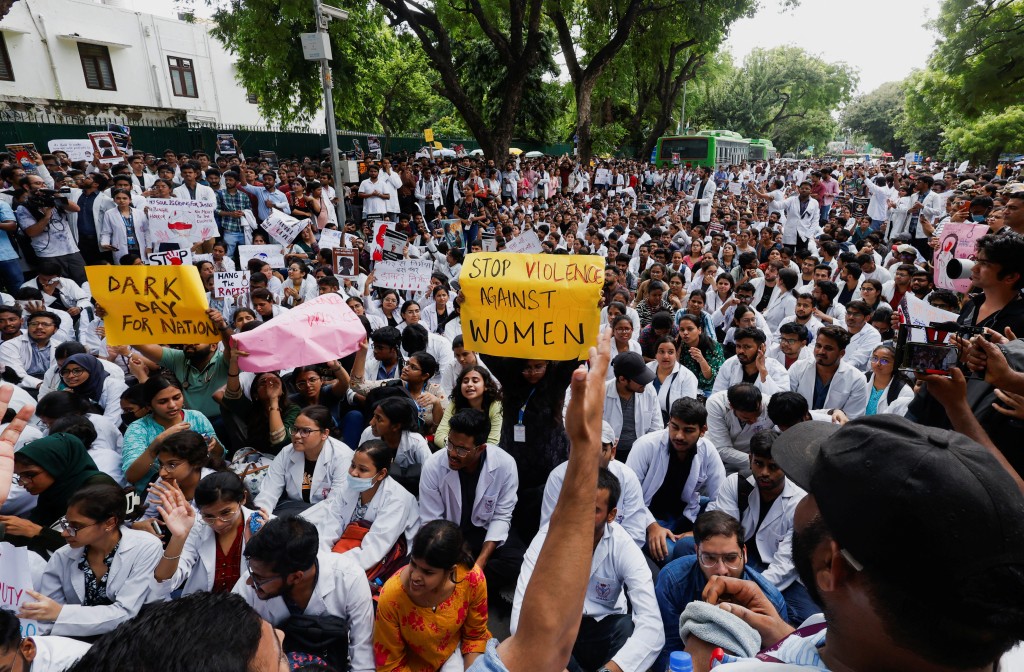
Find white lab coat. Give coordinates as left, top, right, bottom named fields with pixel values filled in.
left=844, top=324, right=882, bottom=372
left=100, top=207, right=149, bottom=263
left=302, top=477, right=420, bottom=570
left=233, top=551, right=375, bottom=672
left=253, top=437, right=353, bottom=511
left=600, top=306, right=642, bottom=339
left=541, top=459, right=649, bottom=547
left=21, top=277, right=92, bottom=311
left=569, top=380, right=664, bottom=439
left=756, top=285, right=799, bottom=335
left=788, top=359, right=870, bottom=419
left=780, top=196, right=820, bottom=246
left=766, top=343, right=813, bottom=369
left=865, top=374, right=914, bottom=415
left=687, top=179, right=716, bottom=222
left=646, top=361, right=699, bottom=421
left=704, top=390, right=776, bottom=476
left=625, top=430, right=726, bottom=523
left=708, top=474, right=806, bottom=589
left=512, top=523, right=664, bottom=672
left=153, top=506, right=259, bottom=599
left=0, top=334, right=64, bottom=390
left=889, top=189, right=945, bottom=240
left=774, top=315, right=823, bottom=344
left=710, top=355, right=790, bottom=397
left=172, top=183, right=218, bottom=203
left=26, top=636, right=91, bottom=672
left=357, top=427, right=431, bottom=472
left=275, top=275, right=319, bottom=308
left=418, top=444, right=518, bottom=545
left=399, top=331, right=456, bottom=388
left=38, top=528, right=162, bottom=636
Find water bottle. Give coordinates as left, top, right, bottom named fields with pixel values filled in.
left=668, top=651, right=693, bottom=672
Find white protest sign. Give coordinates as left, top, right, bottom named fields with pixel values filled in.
left=214, top=271, right=251, bottom=298
left=318, top=228, right=342, bottom=250
left=897, top=294, right=959, bottom=344
left=0, top=542, right=40, bottom=637
left=263, top=211, right=309, bottom=247
left=147, top=248, right=192, bottom=266
left=47, top=139, right=93, bottom=162
left=505, top=229, right=543, bottom=254
left=370, top=220, right=396, bottom=261
left=372, top=259, right=433, bottom=292
left=147, top=199, right=219, bottom=245
left=239, top=245, right=285, bottom=269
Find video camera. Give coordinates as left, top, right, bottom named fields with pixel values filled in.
left=27, top=187, right=70, bottom=209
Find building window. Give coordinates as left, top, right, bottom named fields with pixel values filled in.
left=246, top=90, right=258, bottom=104
left=0, top=34, right=13, bottom=81
left=78, top=43, right=116, bottom=90
left=168, top=56, right=198, bottom=98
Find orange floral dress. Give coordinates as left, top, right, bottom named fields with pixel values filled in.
left=373, top=565, right=491, bottom=672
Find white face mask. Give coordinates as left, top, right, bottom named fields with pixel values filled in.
left=346, top=472, right=379, bottom=493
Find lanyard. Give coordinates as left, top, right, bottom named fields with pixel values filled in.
left=518, top=387, right=537, bottom=424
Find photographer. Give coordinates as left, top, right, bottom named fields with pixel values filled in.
left=14, top=174, right=87, bottom=286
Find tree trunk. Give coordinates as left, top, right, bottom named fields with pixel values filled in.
left=576, top=82, right=596, bottom=164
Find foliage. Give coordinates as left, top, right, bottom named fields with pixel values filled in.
left=943, top=105, right=1024, bottom=162
left=840, top=81, right=907, bottom=155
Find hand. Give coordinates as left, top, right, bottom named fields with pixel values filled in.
left=0, top=515, right=42, bottom=537
left=918, top=367, right=969, bottom=414
left=646, top=523, right=679, bottom=563
left=260, top=376, right=283, bottom=401
left=152, top=480, right=195, bottom=539
left=228, top=346, right=250, bottom=364
left=755, top=345, right=767, bottom=376
left=95, top=302, right=108, bottom=319
left=206, top=308, right=227, bottom=331
left=66, top=306, right=81, bottom=317
left=689, top=346, right=706, bottom=364
left=156, top=421, right=191, bottom=445
left=830, top=409, right=849, bottom=425
left=18, top=590, right=62, bottom=623
left=702, top=575, right=794, bottom=648
left=243, top=507, right=271, bottom=544
left=0, top=385, right=35, bottom=507
left=565, top=327, right=611, bottom=452
left=992, top=389, right=1024, bottom=420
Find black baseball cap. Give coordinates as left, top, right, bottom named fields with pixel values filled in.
left=772, top=415, right=1024, bottom=586
left=612, top=352, right=655, bottom=386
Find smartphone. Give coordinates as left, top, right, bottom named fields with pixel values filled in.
left=900, top=342, right=959, bottom=375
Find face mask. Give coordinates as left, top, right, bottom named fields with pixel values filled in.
left=121, top=412, right=138, bottom=429
left=971, top=214, right=987, bottom=223
left=346, top=473, right=378, bottom=493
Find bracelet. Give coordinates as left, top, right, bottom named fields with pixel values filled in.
left=228, top=370, right=239, bottom=377
left=162, top=552, right=181, bottom=561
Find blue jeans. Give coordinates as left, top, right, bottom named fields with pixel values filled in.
left=0, top=258, right=23, bottom=294
left=819, top=204, right=831, bottom=224
left=223, top=231, right=245, bottom=261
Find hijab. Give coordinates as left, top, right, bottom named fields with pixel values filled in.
left=61, top=353, right=110, bottom=404
left=16, top=433, right=116, bottom=525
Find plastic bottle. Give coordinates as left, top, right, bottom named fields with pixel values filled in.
left=668, top=651, right=693, bottom=672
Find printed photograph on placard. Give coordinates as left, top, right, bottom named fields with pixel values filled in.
left=443, top=219, right=464, bottom=249
left=217, top=134, right=237, bottom=155
left=334, top=248, right=359, bottom=278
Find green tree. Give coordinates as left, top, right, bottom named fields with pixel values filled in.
left=840, top=81, right=907, bottom=156
left=943, top=105, right=1024, bottom=163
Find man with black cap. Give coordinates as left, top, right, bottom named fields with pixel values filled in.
left=691, top=415, right=1024, bottom=671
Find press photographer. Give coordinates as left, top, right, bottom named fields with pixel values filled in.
left=14, top=174, right=88, bottom=285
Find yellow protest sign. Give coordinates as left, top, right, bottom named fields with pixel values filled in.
left=433, top=141, right=443, bottom=150
left=86, top=265, right=219, bottom=346
left=459, top=253, right=605, bottom=360
left=424, top=128, right=434, bottom=143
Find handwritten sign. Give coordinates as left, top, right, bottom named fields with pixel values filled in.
left=87, top=265, right=218, bottom=346
left=318, top=228, right=342, bottom=250
left=934, top=222, right=989, bottom=293
left=263, top=211, right=309, bottom=247
left=214, top=271, right=251, bottom=298
left=239, top=245, right=285, bottom=269
left=897, top=294, right=958, bottom=344
left=147, top=199, right=219, bottom=245
left=505, top=230, right=543, bottom=254
left=459, top=253, right=604, bottom=360
left=233, top=292, right=366, bottom=372
left=0, top=543, right=38, bottom=637
left=47, top=139, right=93, bottom=162
left=147, top=248, right=192, bottom=266
left=372, top=259, right=433, bottom=293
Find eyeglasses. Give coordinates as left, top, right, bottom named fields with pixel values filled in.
left=27, top=321, right=55, bottom=328
left=779, top=338, right=802, bottom=345
left=698, top=551, right=743, bottom=570
left=158, top=459, right=185, bottom=472
left=61, top=367, right=88, bottom=378
left=445, top=440, right=476, bottom=458
left=521, top=364, right=547, bottom=374
left=11, top=471, right=41, bottom=486
left=245, top=560, right=282, bottom=589
left=57, top=516, right=99, bottom=537
left=295, top=378, right=321, bottom=387
left=290, top=426, right=323, bottom=438
left=200, top=506, right=241, bottom=524
left=870, top=356, right=892, bottom=366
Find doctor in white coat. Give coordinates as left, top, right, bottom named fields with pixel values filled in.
left=780, top=182, right=820, bottom=249
left=646, top=342, right=699, bottom=425
left=704, top=386, right=776, bottom=477
left=842, top=301, right=883, bottom=372
left=754, top=267, right=800, bottom=334
left=0, top=610, right=91, bottom=672
left=711, top=328, right=790, bottom=397
left=686, top=166, right=716, bottom=227
left=788, top=325, right=870, bottom=419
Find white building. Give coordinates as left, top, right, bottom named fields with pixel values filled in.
left=0, top=0, right=290, bottom=127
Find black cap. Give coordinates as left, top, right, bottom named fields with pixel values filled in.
left=612, top=352, right=655, bottom=386
left=773, top=415, right=1024, bottom=586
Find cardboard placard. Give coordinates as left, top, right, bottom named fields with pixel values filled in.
left=214, top=271, right=251, bottom=298
left=146, top=199, right=219, bottom=245
left=334, top=248, right=359, bottom=278
left=147, top=248, right=192, bottom=266
left=934, top=222, right=989, bottom=293
left=88, top=131, right=120, bottom=165
left=372, top=259, right=433, bottom=292
left=263, top=210, right=309, bottom=247
left=239, top=245, right=285, bottom=269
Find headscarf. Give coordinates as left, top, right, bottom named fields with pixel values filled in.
left=16, top=433, right=114, bottom=526
left=61, top=353, right=110, bottom=404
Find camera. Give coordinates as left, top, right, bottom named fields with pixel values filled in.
left=27, top=187, right=70, bottom=210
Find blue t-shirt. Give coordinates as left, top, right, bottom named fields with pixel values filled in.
left=0, top=201, right=20, bottom=261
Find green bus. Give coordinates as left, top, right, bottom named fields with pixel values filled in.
left=748, top=138, right=777, bottom=161
left=653, top=130, right=749, bottom=168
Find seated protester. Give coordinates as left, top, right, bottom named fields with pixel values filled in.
left=836, top=261, right=862, bottom=307
left=705, top=429, right=813, bottom=625
left=38, top=342, right=125, bottom=401
left=652, top=510, right=786, bottom=672
left=22, top=484, right=163, bottom=638
left=117, top=384, right=148, bottom=434
left=841, top=300, right=882, bottom=372
left=541, top=422, right=649, bottom=548
left=365, top=288, right=404, bottom=330
left=869, top=304, right=896, bottom=342
left=435, top=365, right=502, bottom=450
left=626, top=398, right=726, bottom=564
left=399, top=323, right=456, bottom=389
left=15, top=290, right=74, bottom=342
left=710, top=282, right=772, bottom=339
left=223, top=350, right=300, bottom=456
left=351, top=343, right=445, bottom=434
left=710, top=327, right=790, bottom=397
left=36, top=393, right=125, bottom=484
left=865, top=342, right=914, bottom=416
left=601, top=298, right=641, bottom=339
left=289, top=363, right=360, bottom=449
left=153, top=471, right=265, bottom=599
left=637, top=311, right=679, bottom=361
left=250, top=288, right=288, bottom=323
left=276, top=259, right=318, bottom=308
left=350, top=327, right=404, bottom=397
left=254, top=405, right=352, bottom=516
left=0, top=310, right=64, bottom=393
left=439, top=336, right=494, bottom=399
left=810, top=280, right=846, bottom=326
left=5, top=433, right=118, bottom=559
left=705, top=383, right=775, bottom=477
left=609, top=315, right=643, bottom=362
left=774, top=292, right=823, bottom=344
left=788, top=325, right=870, bottom=419
left=374, top=520, right=491, bottom=672
left=420, top=284, right=458, bottom=336
left=767, top=390, right=849, bottom=430
left=358, top=395, right=432, bottom=491
left=234, top=516, right=374, bottom=672
left=514, top=468, right=663, bottom=672
left=646, top=335, right=699, bottom=426
left=122, top=374, right=220, bottom=496
left=676, top=312, right=725, bottom=399
left=57, top=354, right=128, bottom=427
left=768, top=322, right=812, bottom=370
left=133, top=431, right=217, bottom=526
left=0, top=608, right=90, bottom=672
left=301, top=439, right=419, bottom=580
left=419, top=408, right=523, bottom=589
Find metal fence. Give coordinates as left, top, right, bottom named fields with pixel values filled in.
left=0, top=111, right=572, bottom=159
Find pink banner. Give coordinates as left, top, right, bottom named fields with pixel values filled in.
left=233, top=292, right=365, bottom=372
left=934, top=222, right=989, bottom=294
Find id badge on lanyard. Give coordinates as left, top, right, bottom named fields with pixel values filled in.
left=514, top=387, right=536, bottom=442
